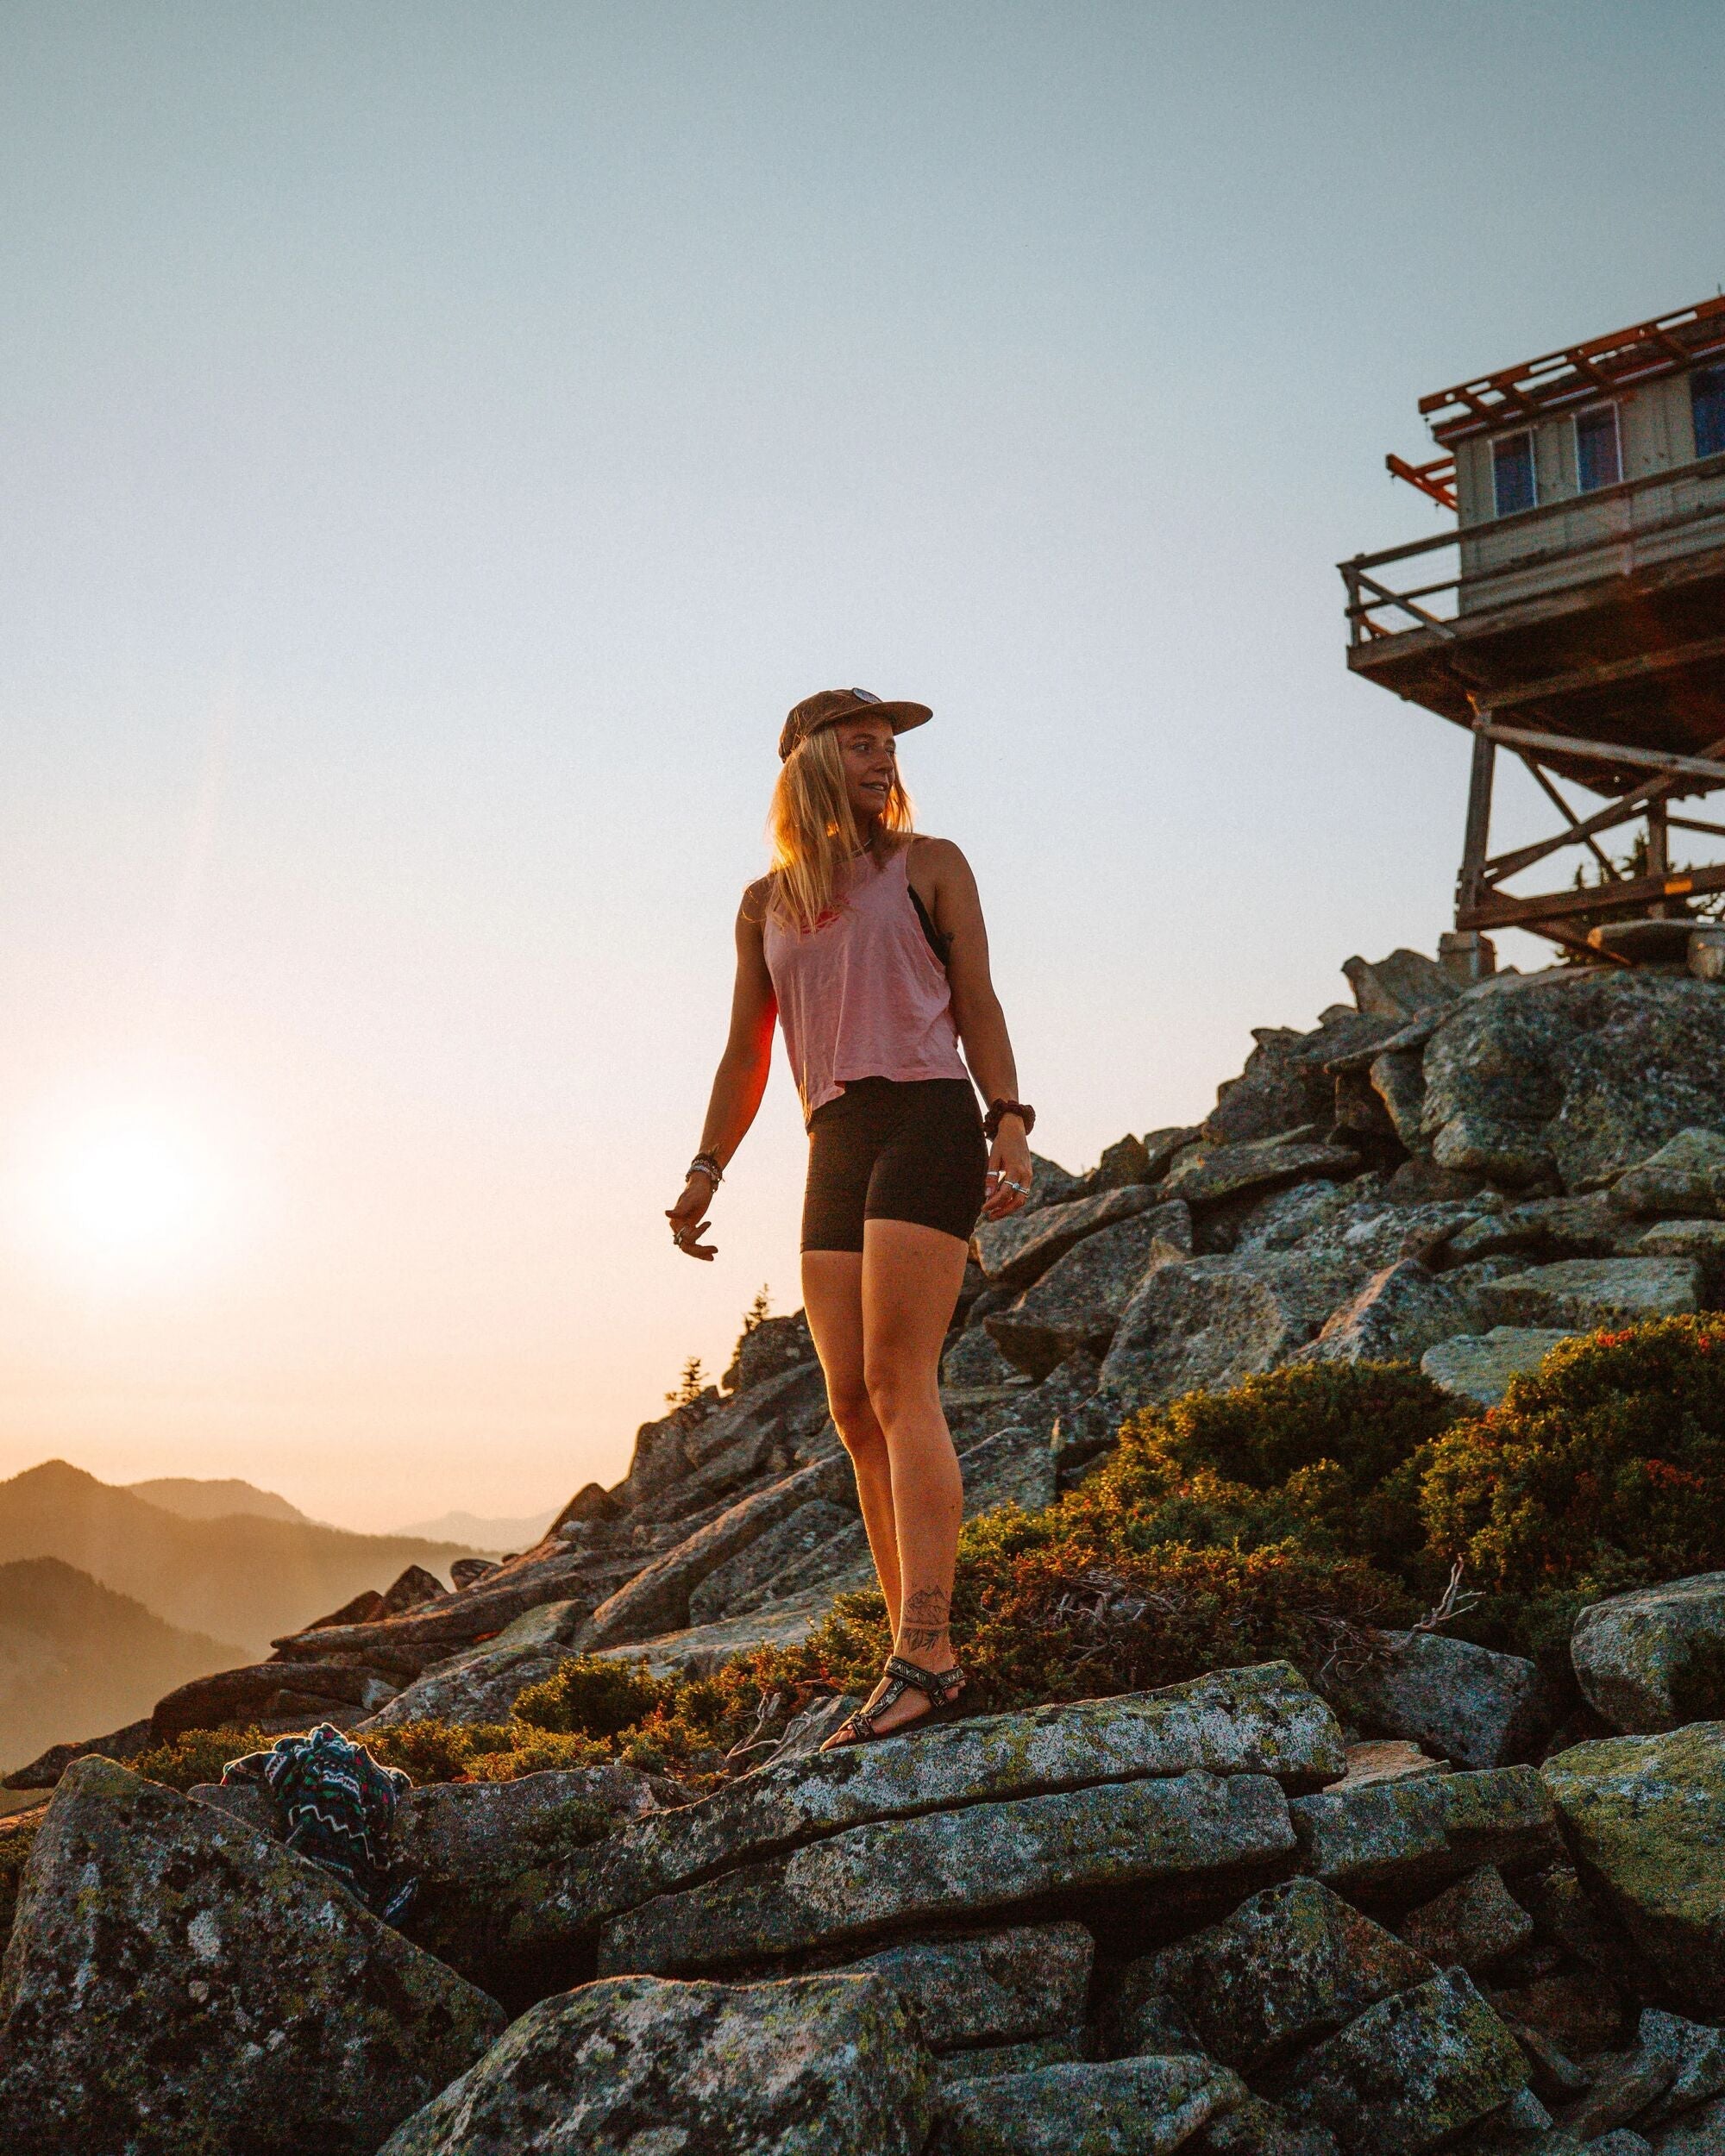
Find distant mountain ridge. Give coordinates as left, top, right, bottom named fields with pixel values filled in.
left=390, top=1507, right=559, bottom=1551
left=0, top=1557, right=242, bottom=1774
left=0, top=1462, right=486, bottom=1659
left=127, top=1477, right=310, bottom=1526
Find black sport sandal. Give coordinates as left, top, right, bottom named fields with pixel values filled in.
left=821, top=1656, right=968, bottom=1750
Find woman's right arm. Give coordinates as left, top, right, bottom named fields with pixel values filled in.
left=664, top=887, right=778, bottom=1261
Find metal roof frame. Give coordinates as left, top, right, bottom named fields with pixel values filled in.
left=1421, top=295, right=1725, bottom=444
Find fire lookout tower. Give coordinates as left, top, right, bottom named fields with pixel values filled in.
left=1342, top=294, right=1725, bottom=970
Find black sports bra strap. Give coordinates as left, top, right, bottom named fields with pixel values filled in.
left=906, top=883, right=952, bottom=966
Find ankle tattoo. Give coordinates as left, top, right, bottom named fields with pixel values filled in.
left=899, top=1586, right=951, bottom=1659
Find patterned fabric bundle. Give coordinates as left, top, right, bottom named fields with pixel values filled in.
left=222, top=1720, right=417, bottom=1923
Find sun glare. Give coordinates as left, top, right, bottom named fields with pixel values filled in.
left=31, top=1111, right=229, bottom=1282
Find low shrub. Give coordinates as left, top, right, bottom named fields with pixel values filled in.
left=129, top=1725, right=279, bottom=1792
left=511, top=1657, right=681, bottom=1739
left=1073, top=1361, right=1460, bottom=1576
left=1421, top=1316, right=1725, bottom=1656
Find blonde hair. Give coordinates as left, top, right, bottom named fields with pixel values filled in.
left=766, top=724, right=916, bottom=934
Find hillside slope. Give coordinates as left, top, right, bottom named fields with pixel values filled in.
left=0, top=1463, right=478, bottom=1657
left=0, top=1557, right=242, bottom=1773
left=126, top=1476, right=310, bottom=1525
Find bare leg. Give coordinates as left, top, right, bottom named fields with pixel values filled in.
left=801, top=1249, right=903, bottom=1634
left=828, top=1218, right=969, bottom=1741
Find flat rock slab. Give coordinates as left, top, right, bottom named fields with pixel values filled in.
left=588, top=1590, right=835, bottom=1677
left=1105, top=1877, right=1433, bottom=2075
left=1397, top=1863, right=1532, bottom=1971
left=1445, top=1192, right=1638, bottom=1263
left=392, top=1765, right=661, bottom=1988
left=1543, top=1724, right=1725, bottom=2016
left=986, top=1206, right=1190, bottom=1380
left=1336, top=1741, right=1448, bottom=1789
left=975, top=1184, right=1169, bottom=1288
left=1612, top=1127, right=1725, bottom=1218
left=1163, top=1131, right=1361, bottom=1209
left=378, top=1971, right=932, bottom=2156
left=1201, top=2092, right=1345, bottom=2156
left=1637, top=1217, right=1725, bottom=1271
left=1289, top=1764, right=1561, bottom=1902
left=0, top=1756, right=505, bottom=2156
left=1295, top=1259, right=1475, bottom=1369
left=581, top=1456, right=853, bottom=1651
left=1282, top=1967, right=1527, bottom=2154
left=1640, top=2005, right=1725, bottom=2126
left=1318, top=1629, right=1560, bottom=1771
left=1420, top=1326, right=1578, bottom=1407
left=597, top=1770, right=1294, bottom=1977
left=362, top=1598, right=591, bottom=1727
left=1571, top=1573, right=1725, bottom=1733
left=687, top=1500, right=859, bottom=1626
left=150, top=1656, right=398, bottom=1740
left=836, top=1920, right=1095, bottom=2050
left=273, top=1542, right=596, bottom=1660
left=1656, top=2099, right=1725, bottom=2156
left=1418, top=975, right=1725, bottom=1194
left=565, top=1664, right=1343, bottom=1940
left=1477, top=1257, right=1701, bottom=1331
left=1099, top=1257, right=1308, bottom=1404
left=930, top=2053, right=1247, bottom=2156
left=934, top=2032, right=1084, bottom=2083
left=957, top=1421, right=1059, bottom=1517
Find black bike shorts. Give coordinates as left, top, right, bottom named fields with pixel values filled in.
left=801, top=1076, right=989, bottom=1253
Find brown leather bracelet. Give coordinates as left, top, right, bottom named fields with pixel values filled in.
left=982, top=1098, right=1036, bottom=1141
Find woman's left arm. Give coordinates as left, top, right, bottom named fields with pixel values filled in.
left=914, top=838, right=1032, bottom=1219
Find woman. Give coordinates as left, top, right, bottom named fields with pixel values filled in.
left=665, top=686, right=1035, bottom=1748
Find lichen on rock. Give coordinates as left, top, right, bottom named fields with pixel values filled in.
left=0, top=1754, right=505, bottom=2154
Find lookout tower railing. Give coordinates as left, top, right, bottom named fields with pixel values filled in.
left=1342, top=448, right=1725, bottom=648
left=1340, top=295, right=1725, bottom=963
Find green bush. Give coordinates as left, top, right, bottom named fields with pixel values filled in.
left=1074, top=1361, right=1460, bottom=1573
left=129, top=1725, right=279, bottom=1791
left=1421, top=1316, right=1725, bottom=1655
left=511, top=1656, right=681, bottom=1738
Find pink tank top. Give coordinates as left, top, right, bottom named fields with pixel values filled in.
left=762, top=845, right=972, bottom=1121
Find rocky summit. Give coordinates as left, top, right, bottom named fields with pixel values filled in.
left=11, top=944, right=1725, bottom=2149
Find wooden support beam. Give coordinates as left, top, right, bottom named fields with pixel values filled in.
left=1456, top=729, right=1497, bottom=923
left=1515, top=755, right=1622, bottom=883
left=1647, top=797, right=1672, bottom=918
left=1460, top=857, right=1725, bottom=932
left=1479, top=730, right=1725, bottom=884
left=1475, top=630, right=1725, bottom=716
left=1476, top=723, right=1725, bottom=788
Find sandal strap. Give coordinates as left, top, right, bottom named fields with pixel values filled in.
left=885, top=1655, right=966, bottom=1705
left=828, top=1658, right=967, bottom=1749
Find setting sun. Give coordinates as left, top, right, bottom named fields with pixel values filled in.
left=31, top=1112, right=229, bottom=1282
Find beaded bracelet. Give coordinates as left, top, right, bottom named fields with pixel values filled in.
left=687, top=1152, right=724, bottom=1187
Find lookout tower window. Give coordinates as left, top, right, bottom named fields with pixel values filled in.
left=1574, top=404, right=1622, bottom=492
left=1694, top=365, right=1725, bottom=460
left=1491, top=431, right=1536, bottom=517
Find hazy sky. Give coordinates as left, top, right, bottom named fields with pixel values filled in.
left=3, top=3, right=1722, bottom=1529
